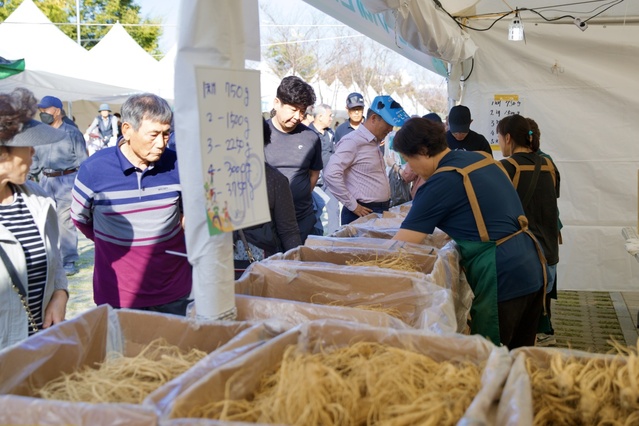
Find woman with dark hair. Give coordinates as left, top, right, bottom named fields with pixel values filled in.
left=0, top=88, right=69, bottom=349
left=391, top=117, right=546, bottom=348
left=498, top=115, right=561, bottom=346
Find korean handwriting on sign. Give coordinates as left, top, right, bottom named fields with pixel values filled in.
left=489, top=95, right=522, bottom=144
left=201, top=78, right=263, bottom=233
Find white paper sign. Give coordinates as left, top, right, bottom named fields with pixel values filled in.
left=195, top=66, right=269, bottom=235
left=486, top=94, right=524, bottom=145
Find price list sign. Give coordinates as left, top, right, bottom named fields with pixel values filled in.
left=487, top=94, right=523, bottom=145
left=195, top=67, right=269, bottom=236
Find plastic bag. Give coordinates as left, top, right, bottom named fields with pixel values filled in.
left=388, top=167, right=411, bottom=207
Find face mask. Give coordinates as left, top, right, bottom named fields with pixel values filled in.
left=39, top=112, right=54, bottom=125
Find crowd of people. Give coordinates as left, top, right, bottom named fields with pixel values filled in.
left=0, top=77, right=560, bottom=351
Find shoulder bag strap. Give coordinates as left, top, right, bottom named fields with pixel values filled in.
left=237, top=229, right=257, bottom=263
left=0, top=244, right=39, bottom=331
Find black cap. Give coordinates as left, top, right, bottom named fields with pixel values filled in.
left=448, top=105, right=471, bottom=133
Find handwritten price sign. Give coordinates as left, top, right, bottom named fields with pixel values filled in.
left=195, top=67, right=269, bottom=236
left=486, top=94, right=523, bottom=145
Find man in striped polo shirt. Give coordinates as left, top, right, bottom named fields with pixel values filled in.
left=71, top=94, right=192, bottom=315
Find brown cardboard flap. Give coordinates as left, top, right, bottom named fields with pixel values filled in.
left=168, top=320, right=510, bottom=424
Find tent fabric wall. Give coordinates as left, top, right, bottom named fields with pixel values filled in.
left=462, top=20, right=639, bottom=291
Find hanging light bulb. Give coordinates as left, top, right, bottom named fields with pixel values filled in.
left=508, top=11, right=524, bottom=41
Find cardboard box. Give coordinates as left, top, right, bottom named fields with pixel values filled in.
left=167, top=320, right=510, bottom=424
left=0, top=305, right=274, bottom=425
left=498, top=347, right=628, bottom=426
left=266, top=243, right=473, bottom=334
left=236, top=255, right=459, bottom=334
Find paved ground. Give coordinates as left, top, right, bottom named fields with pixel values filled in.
left=67, top=235, right=639, bottom=353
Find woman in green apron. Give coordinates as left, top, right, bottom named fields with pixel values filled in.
left=392, top=117, right=546, bottom=348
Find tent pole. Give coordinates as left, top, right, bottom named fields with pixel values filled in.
left=76, top=0, right=81, bottom=45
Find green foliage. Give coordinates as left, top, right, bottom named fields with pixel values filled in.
left=0, top=0, right=161, bottom=55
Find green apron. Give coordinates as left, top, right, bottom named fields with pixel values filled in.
left=434, top=154, right=547, bottom=345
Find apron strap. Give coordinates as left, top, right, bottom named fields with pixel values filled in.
left=504, top=156, right=557, bottom=190
left=435, top=156, right=497, bottom=243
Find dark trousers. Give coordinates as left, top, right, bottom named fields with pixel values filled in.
left=498, top=286, right=544, bottom=349
left=136, top=294, right=192, bottom=316
left=340, top=200, right=390, bottom=225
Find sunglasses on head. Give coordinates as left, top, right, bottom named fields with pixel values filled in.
left=348, top=95, right=362, bottom=104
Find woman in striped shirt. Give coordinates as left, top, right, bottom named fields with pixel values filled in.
left=0, top=88, right=69, bottom=350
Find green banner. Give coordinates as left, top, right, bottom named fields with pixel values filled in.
left=0, top=58, right=25, bottom=80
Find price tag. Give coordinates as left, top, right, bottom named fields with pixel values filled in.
left=195, top=67, right=269, bottom=235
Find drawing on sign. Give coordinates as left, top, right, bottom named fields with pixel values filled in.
left=196, top=67, right=269, bottom=236
left=487, top=94, right=523, bottom=145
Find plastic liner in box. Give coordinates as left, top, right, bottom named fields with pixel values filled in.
left=304, top=234, right=439, bottom=254
left=235, top=294, right=409, bottom=330
left=268, top=242, right=473, bottom=334
left=166, top=320, right=510, bottom=425
left=330, top=222, right=452, bottom=247
left=498, top=346, right=633, bottom=426
left=0, top=305, right=276, bottom=425
left=236, top=256, right=459, bottom=334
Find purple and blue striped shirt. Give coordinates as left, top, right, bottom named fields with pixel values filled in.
left=71, top=146, right=191, bottom=309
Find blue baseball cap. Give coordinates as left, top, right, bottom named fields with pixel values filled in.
left=369, top=95, right=410, bottom=127
left=37, top=95, right=63, bottom=109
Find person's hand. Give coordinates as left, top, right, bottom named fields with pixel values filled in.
left=42, top=289, right=68, bottom=328
left=353, top=203, right=373, bottom=217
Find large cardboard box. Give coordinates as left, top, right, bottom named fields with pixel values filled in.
left=498, top=347, right=631, bottom=426
left=266, top=243, right=473, bottom=334
left=0, top=305, right=274, bottom=425
left=167, top=320, right=511, bottom=424
left=236, top=255, right=459, bottom=334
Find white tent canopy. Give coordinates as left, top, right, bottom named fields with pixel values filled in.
left=87, top=22, right=165, bottom=96
left=0, top=0, right=141, bottom=103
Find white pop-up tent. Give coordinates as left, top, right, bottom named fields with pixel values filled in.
left=0, top=0, right=145, bottom=129
left=87, top=22, right=166, bottom=96
left=0, top=0, right=141, bottom=102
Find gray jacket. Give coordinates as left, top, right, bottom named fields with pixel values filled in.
left=0, top=181, right=68, bottom=350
